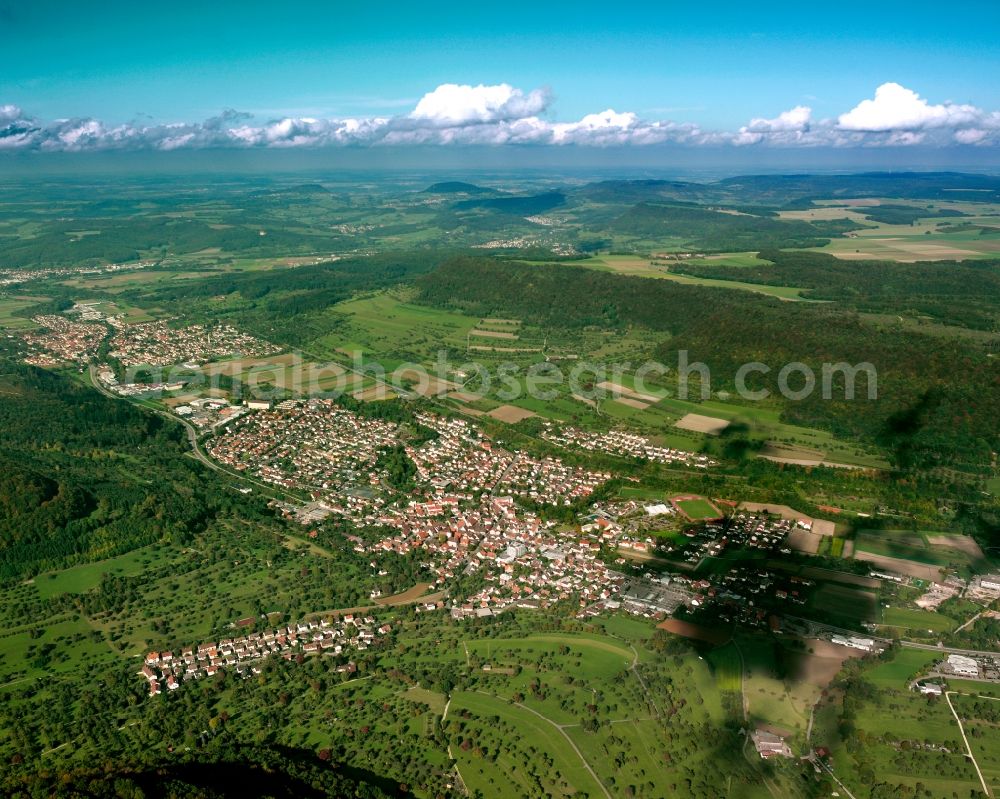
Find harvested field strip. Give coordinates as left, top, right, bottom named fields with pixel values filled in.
left=486, top=404, right=538, bottom=423
left=595, top=380, right=661, bottom=403
left=469, top=329, right=519, bottom=339
left=674, top=413, right=730, bottom=435
left=612, top=396, right=649, bottom=410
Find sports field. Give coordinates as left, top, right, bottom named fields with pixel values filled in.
left=673, top=495, right=724, bottom=520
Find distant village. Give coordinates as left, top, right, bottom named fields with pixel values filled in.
left=0, top=259, right=157, bottom=289
left=108, top=320, right=279, bottom=367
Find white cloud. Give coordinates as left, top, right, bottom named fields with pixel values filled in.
left=734, top=105, right=812, bottom=145
left=409, top=83, right=550, bottom=125
left=954, top=128, right=988, bottom=145
left=751, top=105, right=812, bottom=132
left=1, top=81, right=998, bottom=152
left=838, top=82, right=980, bottom=131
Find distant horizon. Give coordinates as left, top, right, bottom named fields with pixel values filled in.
left=4, top=145, right=1000, bottom=180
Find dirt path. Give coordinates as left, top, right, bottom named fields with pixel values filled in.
left=945, top=691, right=992, bottom=797
left=501, top=695, right=612, bottom=799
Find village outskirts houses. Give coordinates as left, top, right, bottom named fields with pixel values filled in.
left=139, top=615, right=392, bottom=696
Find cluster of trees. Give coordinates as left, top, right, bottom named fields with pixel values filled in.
left=375, top=444, right=418, bottom=492
left=860, top=204, right=967, bottom=226
left=453, top=190, right=566, bottom=216
left=709, top=171, right=1000, bottom=205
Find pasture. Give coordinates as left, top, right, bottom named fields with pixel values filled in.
left=33, top=545, right=164, bottom=599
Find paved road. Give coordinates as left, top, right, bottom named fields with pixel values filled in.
left=901, top=640, right=1000, bottom=659
left=787, top=613, right=1000, bottom=659
left=88, top=364, right=299, bottom=498
left=813, top=757, right=860, bottom=799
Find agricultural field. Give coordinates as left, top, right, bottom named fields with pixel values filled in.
left=801, top=199, right=1000, bottom=261
left=854, top=528, right=986, bottom=576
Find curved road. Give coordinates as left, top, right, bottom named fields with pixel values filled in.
left=87, top=363, right=298, bottom=499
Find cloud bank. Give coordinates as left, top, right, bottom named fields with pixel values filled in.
left=2, top=82, right=998, bottom=153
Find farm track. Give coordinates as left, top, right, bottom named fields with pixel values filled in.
left=945, top=691, right=992, bottom=797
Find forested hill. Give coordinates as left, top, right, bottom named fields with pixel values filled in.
left=0, top=363, right=250, bottom=582
left=415, top=257, right=1000, bottom=472
left=674, top=249, right=1000, bottom=331
left=608, top=202, right=856, bottom=250
left=573, top=172, right=1000, bottom=206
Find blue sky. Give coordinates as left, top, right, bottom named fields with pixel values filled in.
left=1, top=0, right=999, bottom=154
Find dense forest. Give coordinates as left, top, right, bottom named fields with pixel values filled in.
left=574, top=172, right=1000, bottom=207
left=609, top=202, right=859, bottom=250
left=0, top=362, right=267, bottom=581
left=415, top=257, right=1000, bottom=472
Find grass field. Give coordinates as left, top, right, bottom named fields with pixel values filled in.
left=864, top=649, right=941, bottom=689
left=0, top=295, right=47, bottom=329
left=449, top=690, right=608, bottom=799
left=880, top=606, right=958, bottom=634
left=311, top=290, right=480, bottom=366
left=0, top=617, right=115, bottom=683
left=953, top=692, right=1000, bottom=796
left=32, top=546, right=163, bottom=598
left=403, top=685, right=447, bottom=714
